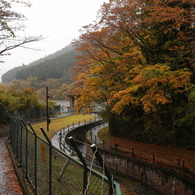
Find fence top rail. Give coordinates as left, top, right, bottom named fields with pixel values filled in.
left=12, top=117, right=120, bottom=189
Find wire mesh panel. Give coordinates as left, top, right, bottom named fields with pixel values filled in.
left=69, top=140, right=111, bottom=194
left=85, top=171, right=110, bottom=194
left=51, top=148, right=117, bottom=195
left=36, top=137, right=50, bottom=194
left=9, top=118, right=121, bottom=195
left=21, top=124, right=27, bottom=168
left=16, top=120, right=22, bottom=160
left=10, top=118, right=17, bottom=154
left=27, top=131, right=36, bottom=188
left=51, top=150, right=83, bottom=194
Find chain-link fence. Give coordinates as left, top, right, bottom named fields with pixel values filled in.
left=15, top=108, right=78, bottom=124
left=9, top=117, right=121, bottom=195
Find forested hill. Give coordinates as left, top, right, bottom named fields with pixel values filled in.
left=1, top=44, right=77, bottom=83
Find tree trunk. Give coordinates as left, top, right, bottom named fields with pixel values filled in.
left=108, top=113, right=118, bottom=136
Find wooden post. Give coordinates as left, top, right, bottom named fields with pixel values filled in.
left=153, top=153, right=155, bottom=163
left=132, top=148, right=134, bottom=157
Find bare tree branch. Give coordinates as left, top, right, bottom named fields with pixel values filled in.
left=0, top=0, right=43, bottom=61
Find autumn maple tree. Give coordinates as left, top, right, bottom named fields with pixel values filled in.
left=72, top=0, right=195, bottom=147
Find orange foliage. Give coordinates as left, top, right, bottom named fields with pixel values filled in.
left=71, top=0, right=195, bottom=116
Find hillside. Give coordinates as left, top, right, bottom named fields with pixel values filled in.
left=1, top=44, right=77, bottom=83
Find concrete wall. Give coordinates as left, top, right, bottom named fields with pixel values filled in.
left=65, top=124, right=195, bottom=195
left=96, top=147, right=195, bottom=195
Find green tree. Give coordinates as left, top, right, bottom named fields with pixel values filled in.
left=0, top=85, right=17, bottom=123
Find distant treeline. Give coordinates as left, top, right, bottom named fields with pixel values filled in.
left=2, top=44, right=77, bottom=83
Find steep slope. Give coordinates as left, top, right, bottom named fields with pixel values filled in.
left=2, top=44, right=76, bottom=83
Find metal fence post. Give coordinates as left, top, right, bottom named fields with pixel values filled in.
left=17, top=119, right=24, bottom=166
left=15, top=118, right=20, bottom=158
left=115, top=144, right=119, bottom=152
left=132, top=148, right=134, bottom=157
left=90, top=144, right=114, bottom=195
left=9, top=117, right=15, bottom=150
left=28, top=122, right=38, bottom=194
left=40, top=127, right=52, bottom=195
left=8, top=116, right=122, bottom=195
left=153, top=153, right=155, bottom=164
left=68, top=136, right=88, bottom=194
left=59, top=130, right=62, bottom=149
left=182, top=160, right=185, bottom=172
left=21, top=120, right=29, bottom=177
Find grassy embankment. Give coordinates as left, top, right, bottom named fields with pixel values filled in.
left=32, top=114, right=95, bottom=140
left=31, top=114, right=135, bottom=194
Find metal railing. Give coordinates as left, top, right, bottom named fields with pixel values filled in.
left=9, top=117, right=121, bottom=195
left=86, top=123, right=195, bottom=195
left=88, top=123, right=195, bottom=179
left=57, top=117, right=102, bottom=151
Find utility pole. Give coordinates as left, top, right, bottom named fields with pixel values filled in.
left=46, top=86, right=51, bottom=131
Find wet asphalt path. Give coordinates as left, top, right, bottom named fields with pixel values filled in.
left=0, top=128, right=23, bottom=195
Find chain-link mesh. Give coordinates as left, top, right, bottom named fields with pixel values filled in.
left=16, top=121, right=22, bottom=159
left=36, top=137, right=50, bottom=194
left=21, top=123, right=27, bottom=169
left=51, top=150, right=83, bottom=194
left=9, top=117, right=121, bottom=195
left=86, top=171, right=110, bottom=194
left=27, top=131, right=36, bottom=187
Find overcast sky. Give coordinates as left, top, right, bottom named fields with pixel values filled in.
left=0, top=0, right=108, bottom=81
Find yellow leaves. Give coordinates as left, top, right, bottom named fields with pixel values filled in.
left=169, top=69, right=191, bottom=92
left=141, top=90, right=171, bottom=112
left=112, top=96, right=133, bottom=114
left=89, top=64, right=104, bottom=75
left=71, top=0, right=194, bottom=115
left=85, top=107, right=92, bottom=113
left=110, top=63, right=192, bottom=113
left=143, top=35, right=157, bottom=45
left=110, top=85, right=140, bottom=114
left=132, top=64, right=191, bottom=90
left=135, top=65, right=191, bottom=112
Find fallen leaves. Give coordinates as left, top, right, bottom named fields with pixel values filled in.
left=0, top=137, right=23, bottom=195
left=98, top=127, right=195, bottom=178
